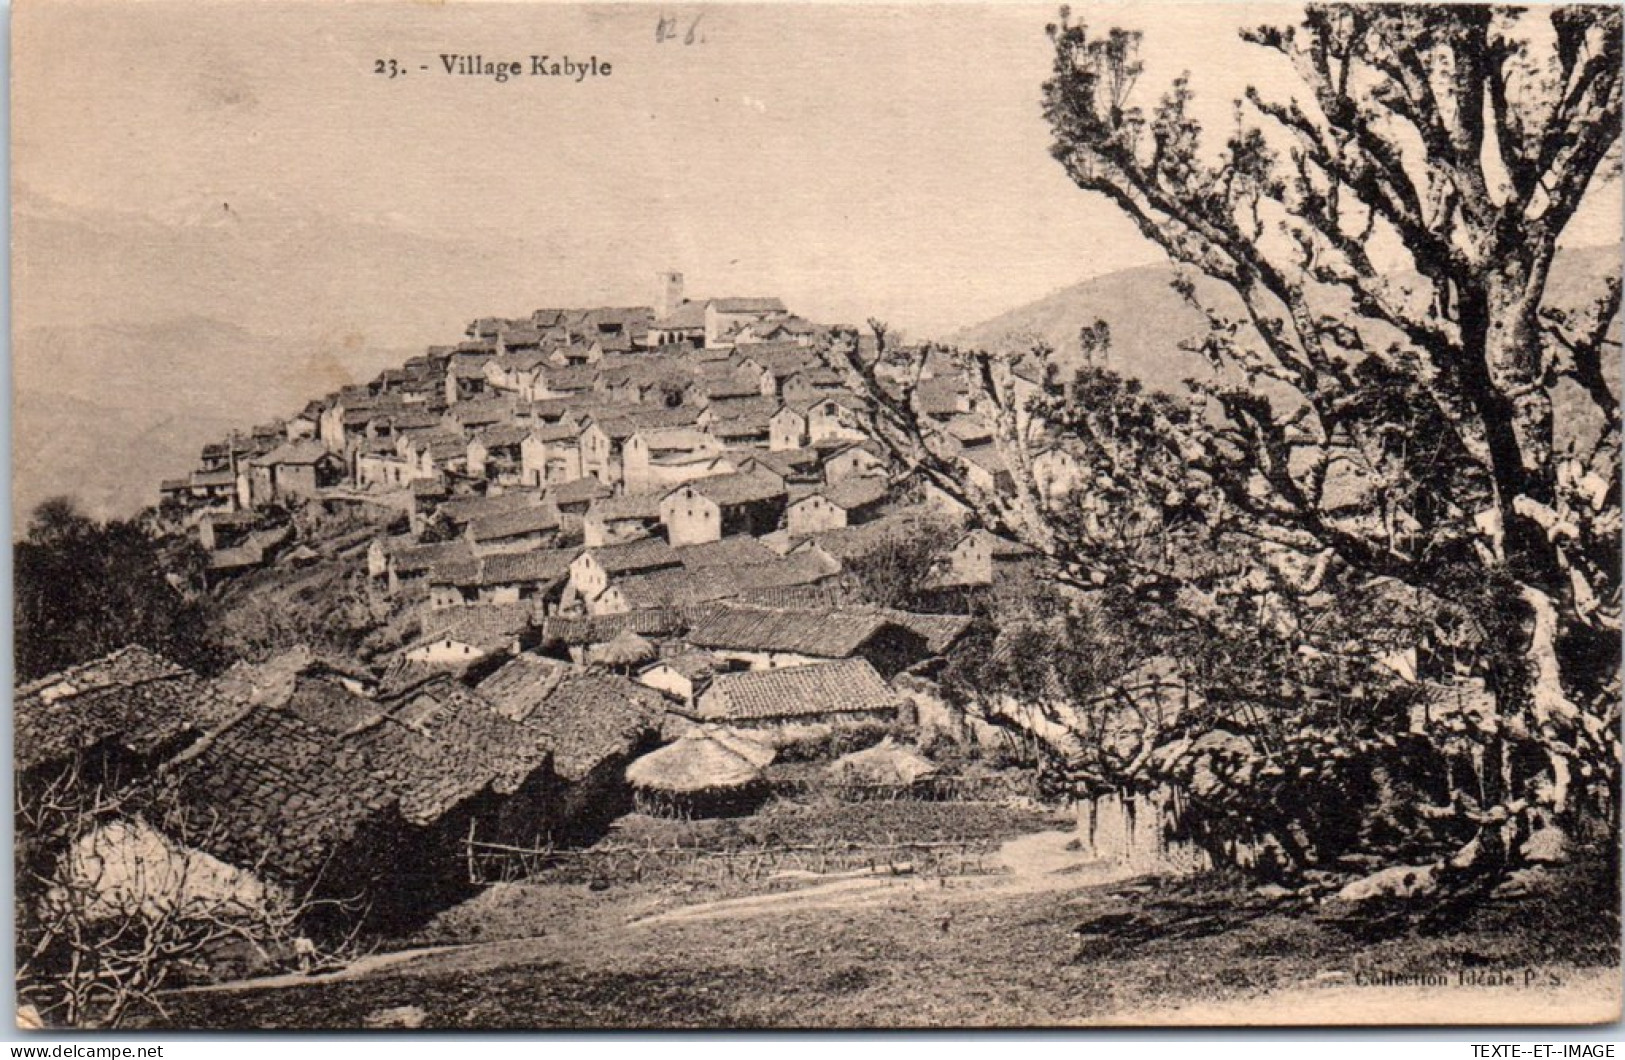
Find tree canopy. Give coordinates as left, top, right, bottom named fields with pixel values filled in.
left=14, top=498, right=222, bottom=681
left=825, top=3, right=1621, bottom=903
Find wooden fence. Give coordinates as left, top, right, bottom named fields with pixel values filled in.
left=464, top=834, right=1003, bottom=887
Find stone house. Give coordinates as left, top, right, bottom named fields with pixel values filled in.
left=960, top=444, right=1015, bottom=495
left=427, top=547, right=579, bottom=610
left=821, top=440, right=889, bottom=483
left=465, top=501, right=563, bottom=556
left=785, top=475, right=890, bottom=536
left=386, top=539, right=476, bottom=595
left=15, top=646, right=241, bottom=799
left=691, top=657, right=900, bottom=732
left=568, top=537, right=682, bottom=607
left=1032, top=444, right=1084, bottom=500
left=520, top=424, right=586, bottom=487
left=402, top=603, right=538, bottom=674
left=681, top=606, right=931, bottom=678
left=466, top=424, right=532, bottom=481
left=806, top=395, right=870, bottom=447
left=247, top=441, right=345, bottom=504
left=622, top=428, right=728, bottom=494
left=940, top=528, right=1038, bottom=588
left=659, top=471, right=788, bottom=547
left=583, top=492, right=666, bottom=548
left=635, top=652, right=724, bottom=709
left=769, top=404, right=810, bottom=451
left=704, top=297, right=787, bottom=349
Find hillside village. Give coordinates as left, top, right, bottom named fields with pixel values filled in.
left=21, top=272, right=1085, bottom=972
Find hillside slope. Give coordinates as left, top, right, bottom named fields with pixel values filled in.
left=942, top=245, right=1620, bottom=395
left=12, top=319, right=414, bottom=523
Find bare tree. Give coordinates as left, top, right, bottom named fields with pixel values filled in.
left=825, top=4, right=1621, bottom=899
left=15, top=765, right=361, bottom=1028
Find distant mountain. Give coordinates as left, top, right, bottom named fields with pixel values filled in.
left=941, top=245, right=1620, bottom=395
left=13, top=389, right=242, bottom=524
left=8, top=185, right=665, bottom=524
left=12, top=318, right=416, bottom=523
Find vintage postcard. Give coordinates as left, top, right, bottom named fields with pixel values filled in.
left=11, top=0, right=1622, bottom=1031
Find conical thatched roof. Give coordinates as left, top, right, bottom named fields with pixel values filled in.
left=828, top=737, right=939, bottom=787
left=626, top=728, right=775, bottom=794
left=705, top=726, right=776, bottom=769
left=590, top=628, right=657, bottom=667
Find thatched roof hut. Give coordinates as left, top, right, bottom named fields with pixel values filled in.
left=828, top=737, right=940, bottom=794
left=590, top=629, right=657, bottom=672
left=625, top=728, right=776, bottom=816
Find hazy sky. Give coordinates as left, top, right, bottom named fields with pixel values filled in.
left=14, top=0, right=1334, bottom=343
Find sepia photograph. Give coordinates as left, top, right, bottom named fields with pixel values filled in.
left=10, top=0, right=1623, bottom=1031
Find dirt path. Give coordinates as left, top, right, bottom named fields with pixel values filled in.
left=629, top=830, right=1136, bottom=927
left=180, top=829, right=1126, bottom=993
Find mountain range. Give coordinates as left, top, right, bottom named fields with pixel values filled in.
left=941, top=244, right=1620, bottom=392
left=11, top=206, right=1616, bottom=527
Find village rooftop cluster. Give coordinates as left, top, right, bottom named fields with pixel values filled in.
left=28, top=272, right=1085, bottom=933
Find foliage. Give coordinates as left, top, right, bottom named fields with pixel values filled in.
left=823, top=4, right=1622, bottom=903
left=14, top=498, right=224, bottom=681
left=840, top=513, right=962, bottom=610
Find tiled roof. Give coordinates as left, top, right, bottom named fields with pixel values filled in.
left=539, top=608, right=687, bottom=646
left=706, top=395, right=780, bottom=422
left=794, top=511, right=934, bottom=562
left=468, top=503, right=560, bottom=542
left=731, top=580, right=870, bottom=610
left=872, top=609, right=974, bottom=654
left=524, top=673, right=665, bottom=780
left=960, top=444, right=1011, bottom=476
left=944, top=415, right=995, bottom=444
left=439, top=489, right=544, bottom=525
left=683, top=605, right=898, bottom=658
left=251, top=440, right=333, bottom=467
left=584, top=536, right=682, bottom=576
left=432, top=547, right=579, bottom=588
left=449, top=403, right=513, bottom=427
left=674, top=470, right=787, bottom=509
left=203, top=510, right=261, bottom=529
left=642, top=651, right=722, bottom=683
left=190, top=469, right=237, bottom=488
left=703, top=658, right=896, bottom=722
left=474, top=424, right=532, bottom=449
left=588, top=491, right=666, bottom=522
left=626, top=406, right=701, bottom=430
left=614, top=551, right=836, bottom=610
left=652, top=301, right=707, bottom=330
left=170, top=706, right=395, bottom=885
left=392, top=539, right=476, bottom=576
left=636, top=427, right=715, bottom=454
left=736, top=447, right=819, bottom=479
left=413, top=602, right=537, bottom=654
left=379, top=409, right=445, bottom=432
left=673, top=535, right=780, bottom=570
left=357, top=681, right=553, bottom=822
left=548, top=477, right=613, bottom=507
left=739, top=345, right=822, bottom=374
left=963, top=528, right=1037, bottom=558
left=700, top=377, right=764, bottom=402
left=539, top=365, right=599, bottom=391
left=809, top=475, right=890, bottom=512
left=474, top=653, right=574, bottom=721
left=526, top=423, right=580, bottom=444
left=914, top=375, right=968, bottom=416
left=15, top=646, right=240, bottom=774
left=282, top=675, right=386, bottom=736
left=208, top=543, right=266, bottom=570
